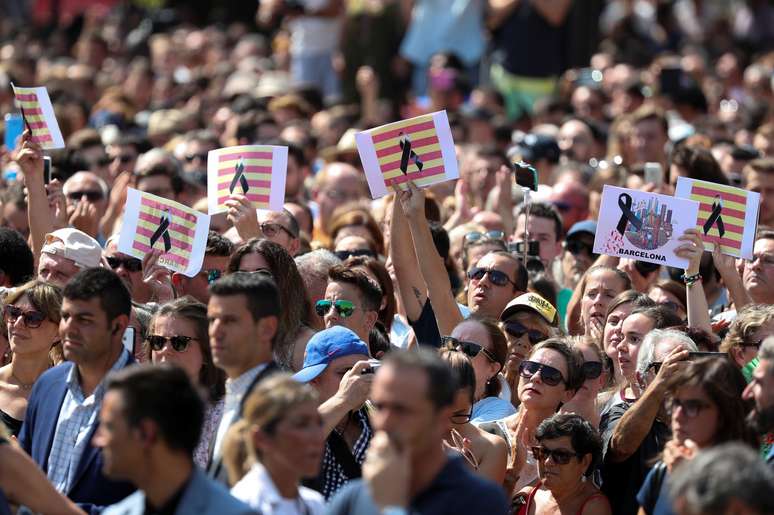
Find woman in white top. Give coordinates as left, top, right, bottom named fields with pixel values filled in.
left=224, top=374, right=326, bottom=515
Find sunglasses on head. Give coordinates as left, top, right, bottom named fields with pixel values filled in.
left=315, top=299, right=356, bottom=318
left=441, top=336, right=499, bottom=364
left=464, top=230, right=506, bottom=246
left=3, top=305, right=46, bottom=328
left=107, top=256, right=143, bottom=273
left=67, top=190, right=104, bottom=202
left=582, top=361, right=603, bottom=380
left=503, top=321, right=546, bottom=345
left=147, top=335, right=197, bottom=352
left=531, top=445, right=580, bottom=465
left=335, top=249, right=376, bottom=261
left=467, top=267, right=516, bottom=287
left=518, top=360, right=566, bottom=387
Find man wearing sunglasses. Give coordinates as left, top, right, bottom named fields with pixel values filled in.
left=62, top=171, right=109, bottom=240
left=103, top=236, right=156, bottom=304
left=601, top=329, right=697, bottom=515
left=466, top=251, right=528, bottom=320
left=321, top=266, right=382, bottom=344
left=206, top=273, right=281, bottom=484
left=171, top=232, right=233, bottom=303
left=19, top=268, right=136, bottom=510
left=559, top=221, right=597, bottom=292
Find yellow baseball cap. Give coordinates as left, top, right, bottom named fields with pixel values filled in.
left=500, top=292, right=558, bottom=326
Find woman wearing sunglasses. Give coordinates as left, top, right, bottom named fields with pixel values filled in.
left=442, top=316, right=514, bottom=424
left=513, top=413, right=611, bottom=515
left=224, top=374, right=326, bottom=514
left=0, top=280, right=62, bottom=437
left=560, top=337, right=607, bottom=429
left=486, top=338, right=584, bottom=496
left=440, top=349, right=508, bottom=484
left=228, top=239, right=311, bottom=368
left=636, top=357, right=756, bottom=515
left=144, top=296, right=226, bottom=468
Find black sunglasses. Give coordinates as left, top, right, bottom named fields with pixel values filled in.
left=3, top=305, right=47, bottom=329
left=441, top=336, right=499, bottom=364
left=450, top=409, right=473, bottom=424
left=335, top=249, right=376, bottom=261
left=582, top=361, right=603, bottom=380
left=667, top=398, right=713, bottom=418
left=519, top=360, right=566, bottom=387
left=112, top=154, right=135, bottom=164
left=185, top=153, right=209, bottom=163
left=467, top=267, right=517, bottom=287
left=531, top=446, right=580, bottom=465
left=147, top=335, right=197, bottom=352
left=67, top=190, right=104, bottom=202
left=566, top=239, right=597, bottom=258
left=107, top=256, right=143, bottom=272
left=503, top=321, right=546, bottom=345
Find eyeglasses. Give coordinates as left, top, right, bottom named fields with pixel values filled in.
left=646, top=361, right=663, bottom=374
left=3, top=305, right=47, bottom=329
left=502, top=321, right=546, bottom=345
left=531, top=446, right=580, bottom=465
left=334, top=249, right=376, bottom=261
left=147, top=335, right=197, bottom=352
left=260, top=222, right=297, bottom=239
left=467, top=267, right=517, bottom=287
left=107, top=256, right=143, bottom=272
left=450, top=409, right=472, bottom=424
left=518, top=360, right=566, bottom=387
left=667, top=398, right=713, bottom=418
left=566, top=239, right=597, bottom=258
left=66, top=190, right=104, bottom=202
left=315, top=299, right=356, bottom=318
left=464, top=231, right=506, bottom=246
left=441, top=336, right=499, bottom=364
left=582, top=361, right=603, bottom=380
left=184, top=153, right=209, bottom=163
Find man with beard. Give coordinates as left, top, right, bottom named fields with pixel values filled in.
left=743, top=336, right=774, bottom=465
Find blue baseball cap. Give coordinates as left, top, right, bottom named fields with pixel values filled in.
left=567, top=220, right=597, bottom=239
left=292, top=326, right=370, bottom=383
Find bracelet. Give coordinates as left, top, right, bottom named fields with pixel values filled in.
left=681, top=272, right=702, bottom=286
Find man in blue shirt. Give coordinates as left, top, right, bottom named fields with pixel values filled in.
left=326, top=349, right=508, bottom=515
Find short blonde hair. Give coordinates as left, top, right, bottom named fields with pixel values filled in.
left=720, top=304, right=774, bottom=357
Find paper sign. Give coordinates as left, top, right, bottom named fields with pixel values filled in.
left=674, top=177, right=759, bottom=260
left=10, top=84, right=65, bottom=149
left=355, top=110, right=459, bottom=199
left=207, top=145, right=287, bottom=215
left=593, top=185, right=700, bottom=268
left=118, top=188, right=210, bottom=277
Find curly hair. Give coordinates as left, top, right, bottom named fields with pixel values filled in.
left=720, top=304, right=774, bottom=366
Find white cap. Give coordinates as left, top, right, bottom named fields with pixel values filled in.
left=41, top=228, right=102, bottom=269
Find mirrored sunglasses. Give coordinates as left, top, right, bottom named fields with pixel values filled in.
left=315, top=299, right=356, bottom=318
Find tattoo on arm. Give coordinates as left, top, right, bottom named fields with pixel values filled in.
left=412, top=286, right=424, bottom=310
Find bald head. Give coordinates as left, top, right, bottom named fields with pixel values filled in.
left=549, top=180, right=590, bottom=232
left=313, top=162, right=369, bottom=233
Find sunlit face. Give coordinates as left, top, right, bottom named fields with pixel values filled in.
left=93, top=391, right=142, bottom=481
left=450, top=320, right=499, bottom=401
left=150, top=315, right=204, bottom=383
left=323, top=281, right=375, bottom=343
left=517, top=348, right=571, bottom=412
left=38, top=252, right=81, bottom=288
left=581, top=270, right=626, bottom=335
left=743, top=238, right=774, bottom=304
left=603, top=302, right=634, bottom=380
left=616, top=313, right=654, bottom=379
left=467, top=253, right=521, bottom=319
left=5, top=295, right=59, bottom=357
left=535, top=435, right=591, bottom=489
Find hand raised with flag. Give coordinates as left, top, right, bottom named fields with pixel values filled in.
left=14, top=130, right=43, bottom=180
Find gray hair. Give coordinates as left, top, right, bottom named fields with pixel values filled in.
left=669, top=442, right=774, bottom=515
left=636, top=329, right=698, bottom=376
left=759, top=336, right=774, bottom=374
left=294, top=249, right=341, bottom=284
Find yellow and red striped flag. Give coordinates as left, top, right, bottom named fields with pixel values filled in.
left=675, top=177, right=760, bottom=259
left=118, top=189, right=211, bottom=276
left=206, top=145, right=287, bottom=214
left=11, top=84, right=64, bottom=149
left=355, top=111, right=459, bottom=198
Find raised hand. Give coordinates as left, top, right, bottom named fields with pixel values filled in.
left=142, top=250, right=175, bottom=303
left=675, top=228, right=704, bottom=275
left=396, top=179, right=426, bottom=220
left=14, top=130, right=43, bottom=180
left=68, top=198, right=100, bottom=237
left=363, top=431, right=410, bottom=509
left=46, top=179, right=68, bottom=229
left=225, top=194, right=260, bottom=240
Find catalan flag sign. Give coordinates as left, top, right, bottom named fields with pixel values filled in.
left=206, top=145, right=288, bottom=215
left=118, top=188, right=211, bottom=277
left=10, top=83, right=65, bottom=149
left=355, top=110, right=459, bottom=199
left=675, top=177, right=760, bottom=259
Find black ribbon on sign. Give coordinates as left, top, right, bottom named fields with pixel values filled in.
left=398, top=133, right=423, bottom=175
left=149, top=212, right=172, bottom=253
left=616, top=193, right=643, bottom=235
left=703, top=196, right=725, bottom=238
left=229, top=157, right=249, bottom=194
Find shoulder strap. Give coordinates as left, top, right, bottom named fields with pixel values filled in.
left=643, top=461, right=668, bottom=514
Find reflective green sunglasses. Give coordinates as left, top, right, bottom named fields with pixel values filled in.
left=315, top=299, right=356, bottom=318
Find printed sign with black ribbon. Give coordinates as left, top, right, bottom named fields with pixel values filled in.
left=228, top=157, right=250, bottom=194
left=616, top=193, right=643, bottom=235
left=149, top=210, right=172, bottom=253
left=702, top=196, right=725, bottom=238
left=398, top=133, right=423, bottom=175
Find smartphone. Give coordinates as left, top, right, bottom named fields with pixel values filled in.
left=4, top=114, right=24, bottom=151
left=512, top=161, right=538, bottom=191
left=122, top=327, right=136, bottom=355
left=43, top=156, right=51, bottom=185
left=644, top=162, right=663, bottom=186
left=687, top=352, right=726, bottom=359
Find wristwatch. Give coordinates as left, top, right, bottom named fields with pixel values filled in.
left=382, top=506, right=408, bottom=515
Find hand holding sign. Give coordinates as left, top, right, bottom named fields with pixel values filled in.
left=10, top=84, right=65, bottom=149
left=207, top=145, right=287, bottom=214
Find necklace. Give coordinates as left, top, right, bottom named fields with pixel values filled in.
left=10, top=371, right=34, bottom=390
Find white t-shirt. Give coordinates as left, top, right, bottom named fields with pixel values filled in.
left=288, top=0, right=341, bottom=56
left=231, top=463, right=326, bottom=515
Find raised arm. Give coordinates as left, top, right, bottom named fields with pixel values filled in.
left=486, top=0, right=521, bottom=30
left=676, top=229, right=712, bottom=334
left=398, top=181, right=463, bottom=335
left=712, top=245, right=752, bottom=311
left=389, top=194, right=428, bottom=323
left=14, top=131, right=54, bottom=263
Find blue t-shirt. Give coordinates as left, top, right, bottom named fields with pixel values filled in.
left=636, top=463, right=673, bottom=515
left=326, top=455, right=508, bottom=515
left=471, top=396, right=516, bottom=424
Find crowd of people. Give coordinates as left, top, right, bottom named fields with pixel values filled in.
left=0, top=0, right=774, bottom=514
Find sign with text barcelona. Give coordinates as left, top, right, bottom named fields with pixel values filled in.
left=355, top=110, right=459, bottom=198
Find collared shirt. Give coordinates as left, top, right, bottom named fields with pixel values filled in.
left=231, top=463, right=325, bottom=515
left=47, top=348, right=130, bottom=493
left=319, top=408, right=372, bottom=500
left=212, top=362, right=268, bottom=460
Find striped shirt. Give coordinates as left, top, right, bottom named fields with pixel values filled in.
left=320, top=408, right=372, bottom=500
left=47, top=349, right=130, bottom=493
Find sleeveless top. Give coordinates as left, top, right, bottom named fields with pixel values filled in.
left=0, top=437, right=14, bottom=515
left=516, top=481, right=610, bottom=515
left=0, top=409, right=23, bottom=437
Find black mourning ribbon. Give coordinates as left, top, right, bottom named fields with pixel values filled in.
left=703, top=196, right=725, bottom=238
left=229, top=157, right=249, bottom=194
left=617, top=193, right=643, bottom=235
left=149, top=211, right=172, bottom=253
left=398, top=133, right=423, bottom=175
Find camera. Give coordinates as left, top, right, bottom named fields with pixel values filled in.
left=508, top=240, right=544, bottom=273
left=362, top=359, right=382, bottom=375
